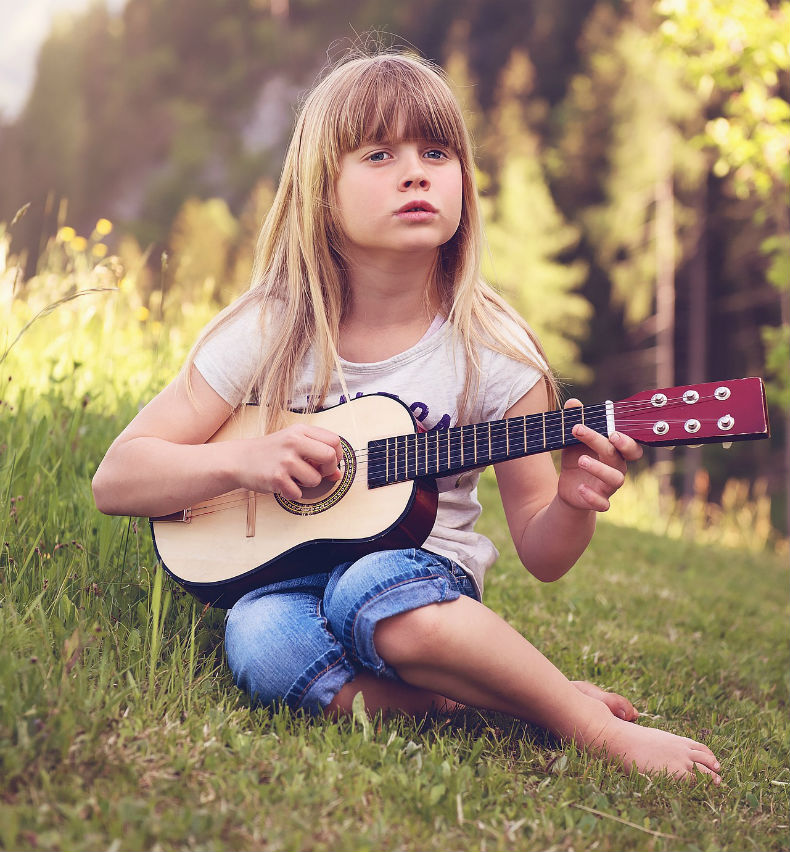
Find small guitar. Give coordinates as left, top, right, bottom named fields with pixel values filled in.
left=150, top=377, right=769, bottom=607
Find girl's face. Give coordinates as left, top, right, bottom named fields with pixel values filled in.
left=334, top=137, right=463, bottom=261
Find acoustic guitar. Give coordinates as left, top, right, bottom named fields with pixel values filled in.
left=150, top=377, right=769, bottom=608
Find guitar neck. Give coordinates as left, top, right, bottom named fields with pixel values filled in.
left=367, top=403, right=611, bottom=488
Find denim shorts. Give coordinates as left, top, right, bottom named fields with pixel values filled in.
left=224, top=548, right=478, bottom=713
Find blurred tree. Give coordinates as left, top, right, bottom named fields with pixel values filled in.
left=167, top=197, right=239, bottom=310
left=654, top=0, right=789, bottom=525
left=477, top=49, right=590, bottom=382
left=549, top=0, right=788, bottom=523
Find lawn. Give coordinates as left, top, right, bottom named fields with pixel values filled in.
left=1, top=281, right=788, bottom=851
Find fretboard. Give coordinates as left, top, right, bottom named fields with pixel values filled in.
left=367, top=404, right=609, bottom=488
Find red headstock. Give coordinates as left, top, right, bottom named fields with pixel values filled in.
left=612, top=378, right=770, bottom=446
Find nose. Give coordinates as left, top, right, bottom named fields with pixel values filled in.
left=399, top=153, right=430, bottom=191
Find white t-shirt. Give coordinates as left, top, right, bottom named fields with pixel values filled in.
left=194, top=304, right=544, bottom=597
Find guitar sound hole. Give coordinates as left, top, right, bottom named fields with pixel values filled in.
left=299, top=464, right=347, bottom=503
left=275, top=438, right=356, bottom=516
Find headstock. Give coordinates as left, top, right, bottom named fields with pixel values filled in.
left=612, top=378, right=770, bottom=447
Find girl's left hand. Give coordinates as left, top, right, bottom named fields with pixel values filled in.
left=557, top=398, right=643, bottom=512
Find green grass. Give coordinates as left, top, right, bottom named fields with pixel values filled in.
left=1, top=273, right=788, bottom=850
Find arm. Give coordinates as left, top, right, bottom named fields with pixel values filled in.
left=91, top=366, right=342, bottom=518
left=494, top=380, right=643, bottom=582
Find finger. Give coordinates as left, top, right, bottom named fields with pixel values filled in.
left=303, top=425, right=343, bottom=463
left=576, top=482, right=611, bottom=512
left=302, top=436, right=343, bottom=476
left=578, top=455, right=626, bottom=492
left=288, top=458, right=328, bottom=492
left=572, top=422, right=625, bottom=466
left=610, top=430, right=644, bottom=461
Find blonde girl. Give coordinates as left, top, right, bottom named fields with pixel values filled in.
left=93, top=51, right=721, bottom=783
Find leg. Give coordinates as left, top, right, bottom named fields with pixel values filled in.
left=224, top=585, right=355, bottom=711
left=323, top=548, right=473, bottom=716
left=374, top=595, right=721, bottom=783
left=325, top=673, right=461, bottom=717
left=224, top=566, right=459, bottom=717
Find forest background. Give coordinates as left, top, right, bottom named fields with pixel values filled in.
left=1, top=0, right=788, bottom=535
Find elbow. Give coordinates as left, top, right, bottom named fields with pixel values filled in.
left=521, top=558, right=573, bottom=584
left=91, top=464, right=121, bottom=516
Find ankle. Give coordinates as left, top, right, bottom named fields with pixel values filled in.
left=561, top=694, right=617, bottom=747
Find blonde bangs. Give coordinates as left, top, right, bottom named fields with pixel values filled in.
left=309, top=55, right=470, bottom=175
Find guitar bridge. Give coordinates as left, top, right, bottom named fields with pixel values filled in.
left=150, top=508, right=192, bottom=523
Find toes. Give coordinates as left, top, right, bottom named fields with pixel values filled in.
left=606, top=694, right=638, bottom=721
left=690, top=748, right=721, bottom=772
left=692, top=763, right=722, bottom=785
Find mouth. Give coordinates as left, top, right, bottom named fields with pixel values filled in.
left=395, top=201, right=438, bottom=214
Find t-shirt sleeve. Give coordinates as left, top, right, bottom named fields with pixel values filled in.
left=479, top=320, right=548, bottom=421
left=193, top=305, right=264, bottom=407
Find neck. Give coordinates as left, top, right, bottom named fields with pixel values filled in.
left=343, top=248, right=440, bottom=327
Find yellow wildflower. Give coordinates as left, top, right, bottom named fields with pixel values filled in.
left=72, top=236, right=88, bottom=251
left=136, top=305, right=150, bottom=322
left=95, top=218, right=113, bottom=236
left=57, top=226, right=76, bottom=243
left=92, top=243, right=108, bottom=258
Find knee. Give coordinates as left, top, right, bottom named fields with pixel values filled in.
left=373, top=603, right=445, bottom=669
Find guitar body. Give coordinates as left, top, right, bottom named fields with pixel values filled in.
left=150, top=395, right=438, bottom=608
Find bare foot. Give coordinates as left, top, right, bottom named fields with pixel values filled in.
left=572, top=680, right=638, bottom=721
left=587, top=712, right=722, bottom=784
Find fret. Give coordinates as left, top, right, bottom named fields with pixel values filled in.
left=544, top=410, right=564, bottom=451
left=427, top=430, right=438, bottom=476
left=461, top=426, right=475, bottom=469
left=437, top=428, right=448, bottom=475
left=475, top=423, right=488, bottom=465
left=542, top=412, right=546, bottom=448
left=563, top=406, right=584, bottom=444
left=490, top=420, right=508, bottom=463
left=369, top=438, right=386, bottom=487
left=451, top=426, right=462, bottom=472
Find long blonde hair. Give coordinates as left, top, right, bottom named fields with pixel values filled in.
left=186, top=50, right=558, bottom=430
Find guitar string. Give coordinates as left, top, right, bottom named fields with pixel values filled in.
left=351, top=390, right=739, bottom=462
left=181, top=409, right=739, bottom=520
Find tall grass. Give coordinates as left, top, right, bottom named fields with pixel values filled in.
left=1, top=233, right=788, bottom=850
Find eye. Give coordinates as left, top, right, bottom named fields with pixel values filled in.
left=424, top=149, right=449, bottom=160
left=366, top=150, right=392, bottom=162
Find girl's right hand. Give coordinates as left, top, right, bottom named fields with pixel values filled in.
left=237, top=424, right=343, bottom=501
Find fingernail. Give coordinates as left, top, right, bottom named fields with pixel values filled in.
left=578, top=456, right=590, bottom=469
left=610, top=431, right=621, bottom=442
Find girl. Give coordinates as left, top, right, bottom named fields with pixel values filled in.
left=92, top=51, right=721, bottom=783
